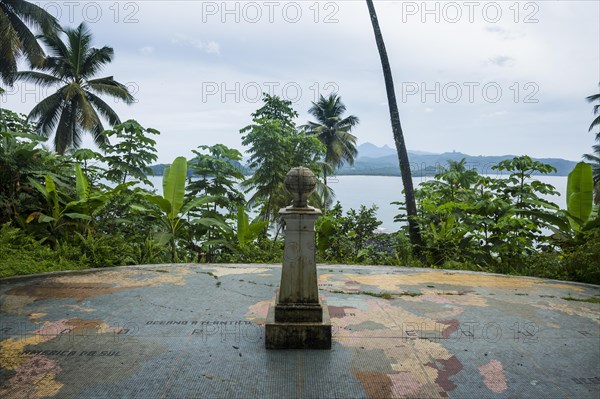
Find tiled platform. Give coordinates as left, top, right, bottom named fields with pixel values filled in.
left=1, top=264, right=598, bottom=398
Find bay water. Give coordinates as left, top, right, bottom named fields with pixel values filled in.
left=143, top=174, right=568, bottom=232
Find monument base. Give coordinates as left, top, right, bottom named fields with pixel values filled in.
left=265, top=297, right=332, bottom=349
left=274, top=302, right=323, bottom=323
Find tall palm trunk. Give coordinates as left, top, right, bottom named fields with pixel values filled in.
left=323, top=167, right=328, bottom=211
left=365, top=0, right=423, bottom=251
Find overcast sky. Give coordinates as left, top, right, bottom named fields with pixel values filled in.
left=2, top=0, right=599, bottom=163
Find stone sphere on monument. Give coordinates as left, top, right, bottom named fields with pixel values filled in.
left=284, top=167, right=317, bottom=208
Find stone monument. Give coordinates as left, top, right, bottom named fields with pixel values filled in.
left=265, top=167, right=332, bottom=349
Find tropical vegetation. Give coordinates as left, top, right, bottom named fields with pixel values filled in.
left=16, top=22, right=135, bottom=153
left=584, top=83, right=600, bottom=204
left=0, top=0, right=59, bottom=85
left=302, top=94, right=359, bottom=208
left=0, top=7, right=598, bottom=287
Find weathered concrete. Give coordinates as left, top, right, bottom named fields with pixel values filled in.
left=0, top=264, right=598, bottom=398
left=265, top=167, right=332, bottom=349
left=267, top=208, right=332, bottom=348
left=265, top=297, right=332, bottom=349
left=277, top=208, right=322, bottom=306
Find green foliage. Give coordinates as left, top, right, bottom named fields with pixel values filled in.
left=562, top=296, right=600, bottom=304
left=241, top=94, right=325, bottom=225
left=400, top=157, right=600, bottom=284
left=0, top=223, right=81, bottom=278
left=0, top=0, right=59, bottom=85
left=584, top=85, right=600, bottom=205
left=0, top=223, right=144, bottom=278
left=218, top=238, right=283, bottom=264
left=530, top=162, right=599, bottom=241
left=411, top=156, right=563, bottom=271
left=71, top=148, right=105, bottom=187
left=316, top=202, right=404, bottom=265
left=303, top=93, right=359, bottom=170
left=16, top=22, right=135, bottom=153
left=188, top=144, right=245, bottom=212
left=0, top=110, right=54, bottom=224
left=0, top=109, right=38, bottom=135
left=101, top=120, right=160, bottom=186
left=135, top=157, right=228, bottom=262
left=25, top=164, right=116, bottom=243
left=560, top=229, right=600, bottom=285
left=301, top=94, right=359, bottom=208
left=187, top=144, right=246, bottom=261
left=587, top=83, right=600, bottom=133
left=566, top=162, right=594, bottom=231
left=1, top=78, right=597, bottom=285
left=1, top=110, right=252, bottom=269
left=236, top=206, right=268, bottom=248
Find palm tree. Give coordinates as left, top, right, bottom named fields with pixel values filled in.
left=0, top=0, right=59, bottom=85
left=16, top=22, right=135, bottom=154
left=586, top=84, right=600, bottom=133
left=584, top=84, right=600, bottom=204
left=365, top=0, right=423, bottom=251
left=302, top=94, right=359, bottom=208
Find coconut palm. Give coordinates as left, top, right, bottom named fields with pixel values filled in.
left=584, top=84, right=600, bottom=203
left=586, top=84, right=600, bottom=134
left=16, top=22, right=135, bottom=154
left=302, top=94, right=358, bottom=209
left=0, top=0, right=59, bottom=85
left=365, top=0, right=423, bottom=250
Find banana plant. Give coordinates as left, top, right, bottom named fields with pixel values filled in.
left=236, top=206, right=268, bottom=248
left=566, top=162, right=597, bottom=232
left=133, top=156, right=228, bottom=262
left=26, top=164, right=113, bottom=242
left=521, top=162, right=598, bottom=240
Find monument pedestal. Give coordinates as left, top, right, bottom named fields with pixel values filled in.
left=265, top=296, right=331, bottom=349
left=265, top=168, right=332, bottom=349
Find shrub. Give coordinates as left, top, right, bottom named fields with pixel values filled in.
left=563, top=229, right=600, bottom=285
left=0, top=223, right=84, bottom=278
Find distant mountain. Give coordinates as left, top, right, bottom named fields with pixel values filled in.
left=356, top=143, right=435, bottom=158
left=341, top=144, right=578, bottom=176
left=148, top=159, right=249, bottom=177
left=356, top=143, right=397, bottom=158
left=149, top=143, right=578, bottom=177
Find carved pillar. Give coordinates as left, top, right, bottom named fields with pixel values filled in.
left=265, top=167, right=332, bottom=349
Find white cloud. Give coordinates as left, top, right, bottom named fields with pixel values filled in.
left=486, top=56, right=515, bottom=68
left=3, top=1, right=598, bottom=162
left=171, top=34, right=220, bottom=55
left=139, top=46, right=154, bottom=55
left=480, top=111, right=508, bottom=118
left=484, top=26, right=526, bottom=41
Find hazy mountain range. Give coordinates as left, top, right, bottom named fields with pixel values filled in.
left=149, top=143, right=578, bottom=177
left=339, top=143, right=578, bottom=177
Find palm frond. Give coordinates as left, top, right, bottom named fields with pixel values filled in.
left=17, top=20, right=132, bottom=152
left=74, top=88, right=101, bottom=131
left=586, top=93, right=600, bottom=104
left=3, top=0, right=59, bottom=34
left=86, top=77, right=135, bottom=103
left=81, top=46, right=113, bottom=79
left=39, top=30, right=70, bottom=60
left=4, top=7, right=44, bottom=65
left=76, top=102, right=107, bottom=148
left=0, top=9, right=19, bottom=84
left=85, top=91, right=121, bottom=126
left=0, top=0, right=59, bottom=85
left=15, top=70, right=61, bottom=87
left=589, top=115, right=600, bottom=132
left=54, top=100, right=75, bottom=154
left=28, top=90, right=65, bottom=137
